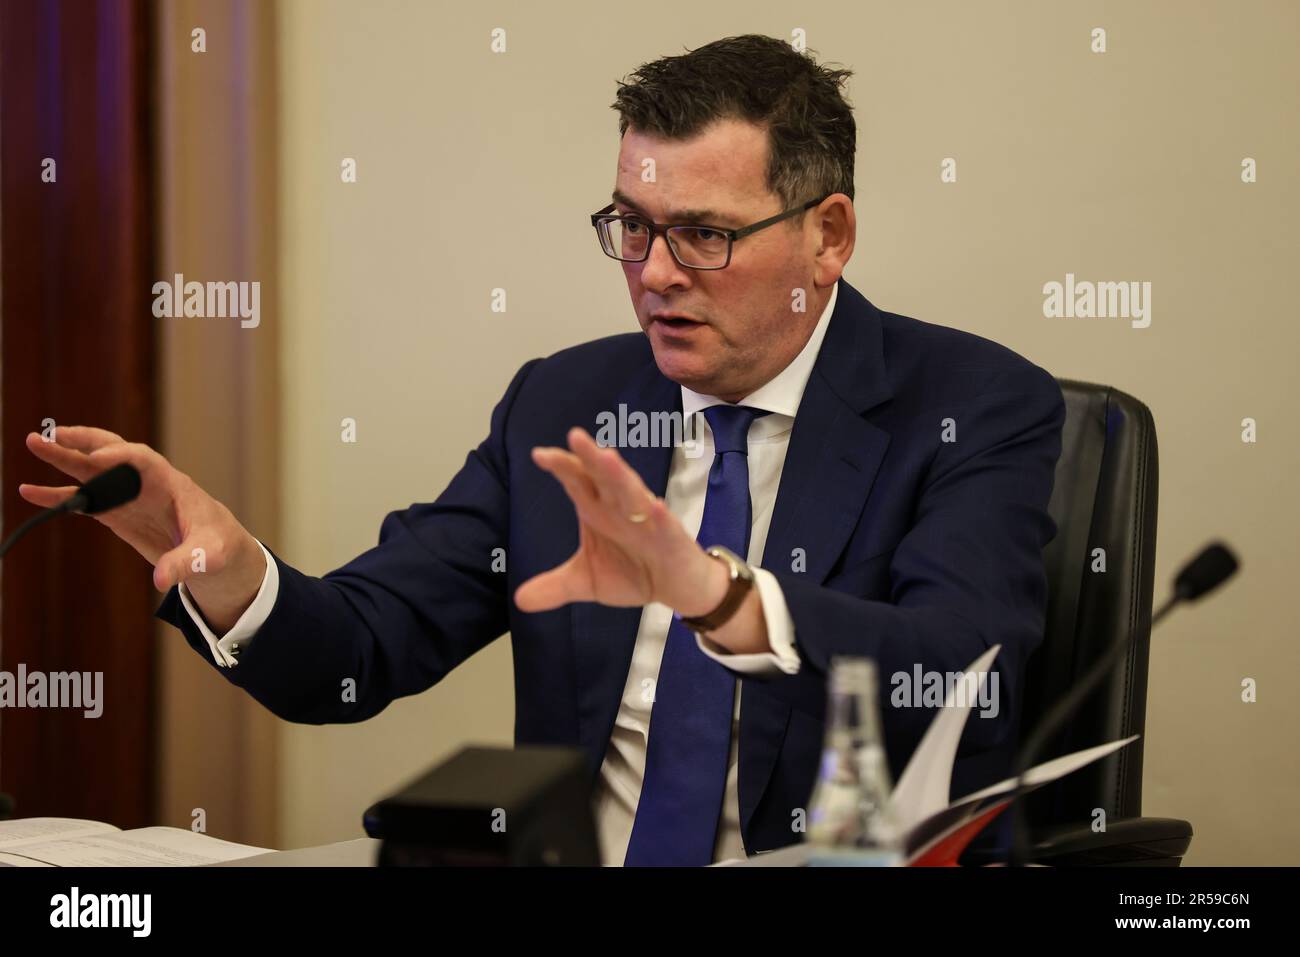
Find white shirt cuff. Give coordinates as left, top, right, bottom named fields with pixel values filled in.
left=694, top=566, right=800, bottom=676
left=176, top=539, right=279, bottom=669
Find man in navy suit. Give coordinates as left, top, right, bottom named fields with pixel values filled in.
left=20, top=35, right=1063, bottom=864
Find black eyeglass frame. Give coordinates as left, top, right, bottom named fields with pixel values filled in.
left=590, top=194, right=830, bottom=270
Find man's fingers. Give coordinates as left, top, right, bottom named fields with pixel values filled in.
left=25, top=432, right=160, bottom=490
left=532, top=447, right=597, bottom=503
left=52, top=425, right=126, bottom=453
left=514, top=557, right=590, bottom=612
left=534, top=439, right=669, bottom=546
left=17, top=484, right=78, bottom=508
left=25, top=432, right=96, bottom=482
left=153, top=538, right=206, bottom=593
left=532, top=446, right=634, bottom=540
left=85, top=441, right=158, bottom=477
left=566, top=428, right=655, bottom=519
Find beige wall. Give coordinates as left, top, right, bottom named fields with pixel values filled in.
left=267, top=0, right=1299, bottom=862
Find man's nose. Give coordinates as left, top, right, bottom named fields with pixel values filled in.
left=638, top=231, right=691, bottom=292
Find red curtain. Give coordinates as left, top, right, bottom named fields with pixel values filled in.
left=0, top=0, right=156, bottom=827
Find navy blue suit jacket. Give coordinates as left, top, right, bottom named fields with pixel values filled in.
left=158, top=277, right=1065, bottom=858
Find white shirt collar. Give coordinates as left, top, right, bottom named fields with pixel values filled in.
left=680, top=279, right=839, bottom=424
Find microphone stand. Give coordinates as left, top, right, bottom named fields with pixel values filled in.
left=0, top=505, right=74, bottom=560
left=1007, top=595, right=1180, bottom=867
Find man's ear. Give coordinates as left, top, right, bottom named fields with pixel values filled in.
left=813, top=194, right=855, bottom=286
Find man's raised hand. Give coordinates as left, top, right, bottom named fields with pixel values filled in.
left=20, top=426, right=265, bottom=632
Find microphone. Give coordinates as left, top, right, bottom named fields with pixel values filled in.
left=1169, top=543, right=1239, bottom=606
left=0, top=463, right=141, bottom=560
left=62, top=463, right=143, bottom=516
left=1007, top=541, right=1240, bottom=866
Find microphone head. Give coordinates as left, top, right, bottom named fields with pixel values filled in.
left=73, top=463, right=142, bottom=515
left=1174, top=542, right=1239, bottom=602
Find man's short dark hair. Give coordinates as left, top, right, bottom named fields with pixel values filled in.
left=611, top=34, right=856, bottom=216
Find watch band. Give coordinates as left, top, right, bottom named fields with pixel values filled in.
left=680, top=546, right=754, bottom=633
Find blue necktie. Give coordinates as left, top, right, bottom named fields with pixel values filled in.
left=624, top=404, right=769, bottom=866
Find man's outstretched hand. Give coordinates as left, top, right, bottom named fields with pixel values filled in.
left=515, top=428, right=769, bottom=655
left=20, top=426, right=265, bottom=633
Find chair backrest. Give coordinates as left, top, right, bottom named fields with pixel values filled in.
left=1020, top=380, right=1159, bottom=830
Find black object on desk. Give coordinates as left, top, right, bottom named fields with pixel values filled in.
left=364, top=745, right=600, bottom=866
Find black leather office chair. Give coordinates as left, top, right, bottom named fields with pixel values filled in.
left=1004, top=380, right=1191, bottom=865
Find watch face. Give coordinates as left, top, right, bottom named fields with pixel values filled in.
left=682, top=546, right=755, bottom=632
left=710, top=545, right=744, bottom=570
left=714, top=547, right=752, bottom=581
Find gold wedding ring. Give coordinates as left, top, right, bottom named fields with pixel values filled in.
left=626, top=489, right=657, bottom=523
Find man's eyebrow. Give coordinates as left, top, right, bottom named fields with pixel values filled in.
left=610, top=190, right=736, bottom=226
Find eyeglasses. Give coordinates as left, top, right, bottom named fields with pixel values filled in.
left=590, top=195, right=829, bottom=270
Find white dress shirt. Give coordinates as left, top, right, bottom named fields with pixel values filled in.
left=178, top=281, right=839, bottom=865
